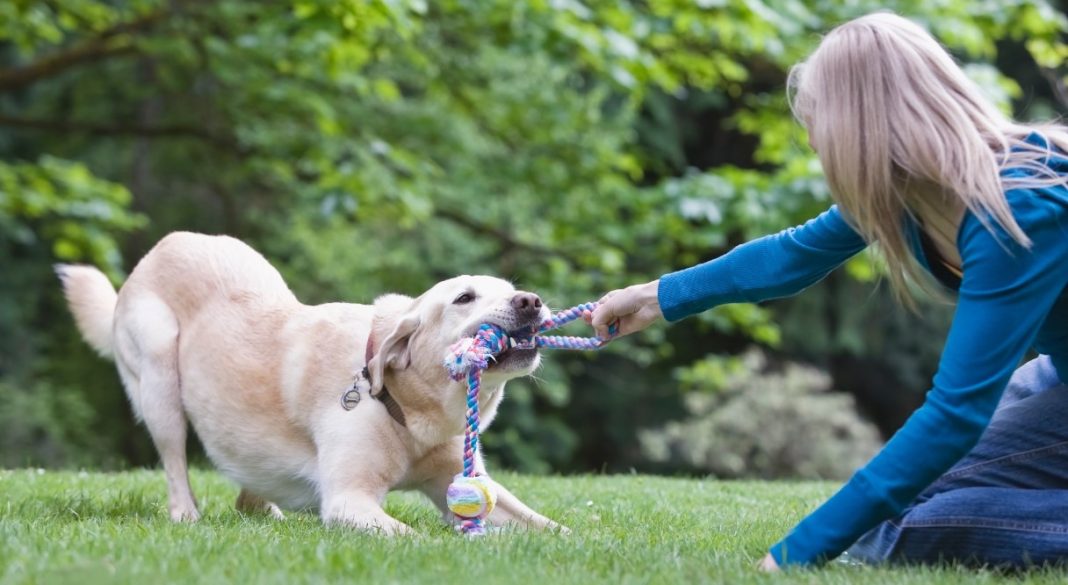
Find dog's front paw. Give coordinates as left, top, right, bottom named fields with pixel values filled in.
left=328, top=514, right=414, bottom=536
left=322, top=496, right=413, bottom=535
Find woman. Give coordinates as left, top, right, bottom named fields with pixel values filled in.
left=590, top=12, right=1068, bottom=569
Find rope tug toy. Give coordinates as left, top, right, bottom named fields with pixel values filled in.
left=442, top=302, right=618, bottom=536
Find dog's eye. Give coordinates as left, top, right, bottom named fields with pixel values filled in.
left=453, top=292, right=476, bottom=305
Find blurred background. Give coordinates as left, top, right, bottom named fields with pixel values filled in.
left=2, top=0, right=1066, bottom=479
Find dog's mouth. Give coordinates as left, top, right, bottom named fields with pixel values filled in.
left=471, top=322, right=540, bottom=372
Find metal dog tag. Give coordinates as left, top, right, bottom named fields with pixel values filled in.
left=340, top=372, right=371, bottom=410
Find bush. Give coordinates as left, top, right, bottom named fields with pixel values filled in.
left=639, top=349, right=881, bottom=480
left=0, top=379, right=100, bottom=468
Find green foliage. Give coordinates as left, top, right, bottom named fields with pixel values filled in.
left=0, top=156, right=144, bottom=275
left=0, top=380, right=99, bottom=468
left=1, top=0, right=1065, bottom=471
left=641, top=349, right=882, bottom=480
left=0, top=155, right=146, bottom=467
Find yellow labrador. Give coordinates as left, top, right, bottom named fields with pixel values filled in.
left=57, top=231, right=561, bottom=534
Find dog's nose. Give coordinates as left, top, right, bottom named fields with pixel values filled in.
left=510, top=292, right=542, bottom=315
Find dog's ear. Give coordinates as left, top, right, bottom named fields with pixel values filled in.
left=369, top=294, right=421, bottom=394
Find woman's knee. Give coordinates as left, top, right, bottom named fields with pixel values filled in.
left=999, top=355, right=1061, bottom=407
left=890, top=487, right=1068, bottom=567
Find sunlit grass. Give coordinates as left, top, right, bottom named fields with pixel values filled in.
left=1, top=469, right=1065, bottom=584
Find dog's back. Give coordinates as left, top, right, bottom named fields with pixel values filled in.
left=59, top=232, right=297, bottom=354
left=121, top=232, right=298, bottom=324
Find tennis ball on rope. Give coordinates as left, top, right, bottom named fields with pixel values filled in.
left=446, top=474, right=497, bottom=519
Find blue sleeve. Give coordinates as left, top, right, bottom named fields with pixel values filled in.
left=770, top=188, right=1068, bottom=566
left=657, top=206, right=867, bottom=321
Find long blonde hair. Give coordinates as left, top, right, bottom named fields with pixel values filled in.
left=788, top=12, right=1068, bottom=301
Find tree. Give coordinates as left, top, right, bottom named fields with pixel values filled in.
left=1, top=0, right=1065, bottom=471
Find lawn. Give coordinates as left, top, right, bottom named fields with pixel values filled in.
left=1, top=469, right=1065, bottom=585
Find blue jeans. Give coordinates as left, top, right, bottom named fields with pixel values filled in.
left=845, top=355, right=1068, bottom=568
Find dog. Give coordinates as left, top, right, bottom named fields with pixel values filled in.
left=58, top=231, right=562, bottom=534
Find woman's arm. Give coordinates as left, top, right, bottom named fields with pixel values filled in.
left=770, top=189, right=1068, bottom=566
left=658, top=205, right=867, bottom=322
left=590, top=205, right=865, bottom=338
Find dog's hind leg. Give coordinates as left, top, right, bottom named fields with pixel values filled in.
left=485, top=479, right=567, bottom=532
left=421, top=471, right=565, bottom=532
left=235, top=488, right=285, bottom=520
left=416, top=438, right=564, bottom=532
left=119, top=293, right=199, bottom=522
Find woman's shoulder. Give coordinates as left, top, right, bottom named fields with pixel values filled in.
left=1000, top=178, right=1068, bottom=227
left=996, top=131, right=1068, bottom=224
left=960, top=185, right=1068, bottom=261
left=1000, top=130, right=1068, bottom=185
left=955, top=134, right=1068, bottom=256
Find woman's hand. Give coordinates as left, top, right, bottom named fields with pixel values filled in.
left=757, top=553, right=780, bottom=572
left=589, top=279, right=663, bottom=339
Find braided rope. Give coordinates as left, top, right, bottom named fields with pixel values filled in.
left=533, top=302, right=616, bottom=350
left=443, top=301, right=617, bottom=536
left=459, top=367, right=484, bottom=534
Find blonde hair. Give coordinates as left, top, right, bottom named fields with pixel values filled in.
left=788, top=12, right=1068, bottom=302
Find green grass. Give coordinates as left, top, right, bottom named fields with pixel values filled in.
left=1, top=469, right=1066, bottom=584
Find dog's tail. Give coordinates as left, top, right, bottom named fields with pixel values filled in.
left=56, top=264, right=118, bottom=359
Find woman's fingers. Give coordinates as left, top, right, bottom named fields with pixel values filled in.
left=590, top=298, right=619, bottom=339
left=757, top=553, right=780, bottom=572
left=589, top=280, right=661, bottom=339
left=615, top=305, right=656, bottom=337
left=586, top=291, right=615, bottom=325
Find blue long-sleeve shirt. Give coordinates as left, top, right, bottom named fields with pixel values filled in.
left=658, top=145, right=1068, bottom=566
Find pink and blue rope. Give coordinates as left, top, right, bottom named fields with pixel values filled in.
left=444, top=302, right=617, bottom=536
left=533, top=302, right=617, bottom=350
left=458, top=325, right=506, bottom=534
left=459, top=367, right=483, bottom=534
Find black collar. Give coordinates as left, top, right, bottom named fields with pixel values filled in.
left=362, top=331, right=407, bottom=428
left=361, top=365, right=407, bottom=427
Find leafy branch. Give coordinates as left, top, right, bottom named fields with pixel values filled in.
left=0, top=10, right=163, bottom=93
left=0, top=114, right=239, bottom=152
left=434, top=206, right=584, bottom=268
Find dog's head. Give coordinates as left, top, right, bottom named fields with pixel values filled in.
left=367, top=275, right=548, bottom=402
